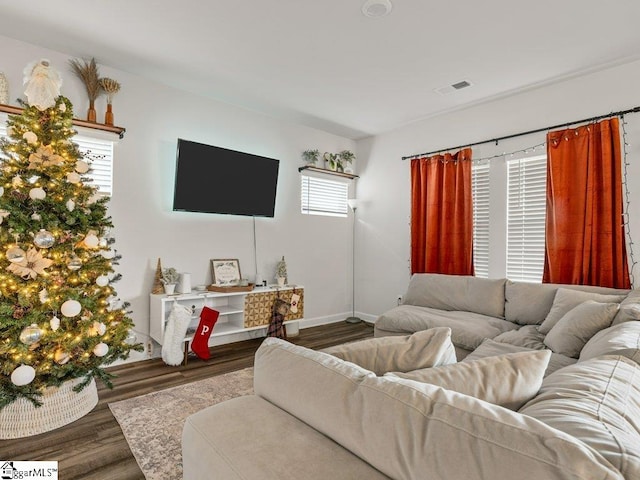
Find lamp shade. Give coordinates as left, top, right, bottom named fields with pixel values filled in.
left=348, top=199, right=359, bottom=210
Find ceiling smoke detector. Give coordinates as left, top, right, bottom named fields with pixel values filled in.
left=362, top=0, right=393, bottom=18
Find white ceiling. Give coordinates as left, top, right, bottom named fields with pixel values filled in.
left=1, top=0, right=640, bottom=139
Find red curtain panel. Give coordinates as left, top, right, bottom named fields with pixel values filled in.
left=543, top=118, right=630, bottom=288
left=410, top=148, right=474, bottom=275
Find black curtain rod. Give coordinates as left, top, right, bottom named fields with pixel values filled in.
left=402, top=105, right=640, bottom=160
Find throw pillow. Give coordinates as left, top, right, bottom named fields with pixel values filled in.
left=386, top=349, right=551, bottom=410
left=323, top=327, right=456, bottom=375
left=612, top=289, right=640, bottom=325
left=538, top=288, right=626, bottom=334
left=543, top=301, right=619, bottom=358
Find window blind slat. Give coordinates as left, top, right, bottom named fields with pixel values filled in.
left=507, top=155, right=547, bottom=282
left=472, top=163, right=490, bottom=278
left=301, top=175, right=348, bottom=217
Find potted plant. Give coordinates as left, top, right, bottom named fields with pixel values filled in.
left=302, top=149, right=320, bottom=166
left=323, top=152, right=339, bottom=171
left=162, top=267, right=180, bottom=294
left=338, top=150, right=356, bottom=173
left=275, top=256, right=287, bottom=287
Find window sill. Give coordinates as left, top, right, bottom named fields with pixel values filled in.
left=0, top=103, right=126, bottom=139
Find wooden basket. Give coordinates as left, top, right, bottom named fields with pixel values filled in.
left=207, top=283, right=255, bottom=293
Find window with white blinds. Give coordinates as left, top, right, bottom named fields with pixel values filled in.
left=0, top=115, right=114, bottom=195
left=472, top=162, right=490, bottom=278
left=507, top=154, right=547, bottom=282
left=300, top=174, right=349, bottom=217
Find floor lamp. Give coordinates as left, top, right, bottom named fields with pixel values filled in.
left=346, top=198, right=362, bottom=324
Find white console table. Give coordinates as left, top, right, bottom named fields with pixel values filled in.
left=150, top=285, right=304, bottom=362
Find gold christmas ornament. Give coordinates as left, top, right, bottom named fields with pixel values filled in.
left=19, top=324, right=42, bottom=345
left=66, top=255, right=82, bottom=270
left=33, top=229, right=55, bottom=248
left=54, top=350, right=70, bottom=364
left=6, top=246, right=26, bottom=263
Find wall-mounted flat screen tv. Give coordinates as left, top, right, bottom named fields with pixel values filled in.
left=173, top=139, right=280, bottom=217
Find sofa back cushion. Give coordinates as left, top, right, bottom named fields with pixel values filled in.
left=505, top=281, right=628, bottom=326
left=403, top=274, right=506, bottom=318
left=254, top=338, right=623, bottom=480
left=543, top=301, right=620, bottom=358
left=539, top=289, right=627, bottom=334
left=580, top=321, right=640, bottom=365
left=520, top=356, right=640, bottom=480
left=386, top=350, right=550, bottom=410
left=323, top=327, right=456, bottom=375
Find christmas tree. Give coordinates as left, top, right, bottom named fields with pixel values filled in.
left=0, top=61, right=141, bottom=409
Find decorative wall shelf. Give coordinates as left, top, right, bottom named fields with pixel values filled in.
left=0, top=103, right=126, bottom=139
left=298, top=165, right=359, bottom=180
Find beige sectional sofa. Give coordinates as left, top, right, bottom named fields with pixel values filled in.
left=182, top=274, right=640, bottom=480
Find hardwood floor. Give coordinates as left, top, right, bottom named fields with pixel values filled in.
left=0, top=322, right=374, bottom=479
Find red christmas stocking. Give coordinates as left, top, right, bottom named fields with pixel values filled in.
left=190, top=307, right=219, bottom=360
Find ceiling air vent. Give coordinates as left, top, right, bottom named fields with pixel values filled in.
left=434, top=80, right=474, bottom=95
left=452, top=80, right=472, bottom=90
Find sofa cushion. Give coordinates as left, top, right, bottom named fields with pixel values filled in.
left=493, top=325, right=546, bottom=350
left=254, top=338, right=623, bottom=480
left=322, top=327, right=456, bottom=375
left=580, top=321, right=640, bottom=365
left=387, top=350, right=550, bottom=410
left=183, top=395, right=391, bottom=480
left=374, top=305, right=518, bottom=351
left=463, top=338, right=576, bottom=377
left=505, top=280, right=628, bottom=326
left=403, top=273, right=506, bottom=318
left=539, top=288, right=626, bottom=334
left=543, top=301, right=620, bottom=358
left=612, top=289, right=640, bottom=325
left=520, top=356, right=640, bottom=480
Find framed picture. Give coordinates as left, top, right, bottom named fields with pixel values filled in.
left=211, top=259, right=242, bottom=286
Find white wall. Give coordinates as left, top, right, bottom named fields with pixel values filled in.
left=356, top=59, right=640, bottom=318
left=0, top=35, right=357, bottom=359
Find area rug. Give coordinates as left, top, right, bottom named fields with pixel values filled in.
left=109, top=367, right=254, bottom=480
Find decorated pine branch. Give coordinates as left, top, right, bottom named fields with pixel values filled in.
left=0, top=61, right=141, bottom=409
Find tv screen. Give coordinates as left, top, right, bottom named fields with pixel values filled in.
left=173, top=139, right=280, bottom=217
